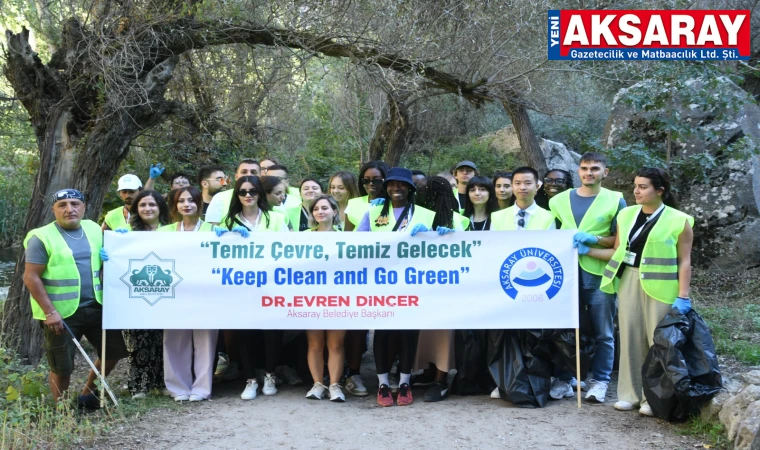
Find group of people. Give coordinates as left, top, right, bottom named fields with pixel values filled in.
left=24, top=152, right=693, bottom=415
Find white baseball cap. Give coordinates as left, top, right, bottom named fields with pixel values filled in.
left=117, top=174, right=143, bottom=191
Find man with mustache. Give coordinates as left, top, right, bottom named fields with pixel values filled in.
left=24, top=189, right=127, bottom=410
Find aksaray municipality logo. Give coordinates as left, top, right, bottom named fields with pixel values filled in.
left=500, top=248, right=563, bottom=301
left=120, top=252, right=183, bottom=305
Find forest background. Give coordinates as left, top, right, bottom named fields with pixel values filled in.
left=1, top=0, right=759, bottom=385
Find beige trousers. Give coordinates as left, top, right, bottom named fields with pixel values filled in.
left=617, top=267, right=673, bottom=406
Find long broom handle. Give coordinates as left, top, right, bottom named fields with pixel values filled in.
left=61, top=322, right=119, bottom=407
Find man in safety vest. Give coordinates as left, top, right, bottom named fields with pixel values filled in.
left=101, top=174, right=144, bottom=231
left=205, top=159, right=261, bottom=225
left=491, top=167, right=555, bottom=231
left=548, top=152, right=625, bottom=404
left=23, top=189, right=127, bottom=409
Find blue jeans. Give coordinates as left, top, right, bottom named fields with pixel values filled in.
left=581, top=288, right=617, bottom=383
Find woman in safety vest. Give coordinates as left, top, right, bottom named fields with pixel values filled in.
left=411, top=176, right=466, bottom=402
left=356, top=167, right=452, bottom=407
left=122, top=190, right=171, bottom=398
left=287, top=178, right=323, bottom=232
left=156, top=186, right=217, bottom=402
left=342, top=160, right=390, bottom=398
left=303, top=195, right=347, bottom=402
left=219, top=175, right=289, bottom=401
left=329, top=171, right=360, bottom=230
left=597, top=168, right=694, bottom=417
left=463, top=176, right=499, bottom=231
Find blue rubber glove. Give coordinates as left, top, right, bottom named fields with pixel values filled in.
left=370, top=198, right=385, bottom=207
left=214, top=226, right=228, bottom=237
left=573, top=232, right=598, bottom=245
left=575, top=242, right=590, bottom=255
left=436, top=226, right=455, bottom=236
left=672, top=297, right=692, bottom=315
left=149, top=163, right=165, bottom=179
left=231, top=226, right=250, bottom=238
left=114, top=228, right=129, bottom=234
left=99, top=248, right=109, bottom=261
left=410, top=224, right=429, bottom=236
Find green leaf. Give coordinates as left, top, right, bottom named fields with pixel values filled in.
left=6, top=385, right=19, bottom=401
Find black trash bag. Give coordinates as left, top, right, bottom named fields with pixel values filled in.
left=452, top=329, right=495, bottom=395
left=538, top=329, right=594, bottom=379
left=488, top=330, right=551, bottom=407
left=642, top=309, right=722, bottom=422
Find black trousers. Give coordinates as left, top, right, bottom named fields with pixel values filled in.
left=374, top=330, right=419, bottom=375
left=239, top=330, right=284, bottom=377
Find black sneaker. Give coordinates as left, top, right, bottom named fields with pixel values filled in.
left=423, top=381, right=449, bottom=402
left=77, top=393, right=101, bottom=411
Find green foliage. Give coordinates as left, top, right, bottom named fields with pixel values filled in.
left=700, top=304, right=760, bottom=366
left=403, top=138, right=521, bottom=177
left=678, top=415, right=731, bottom=449
left=605, top=63, right=759, bottom=181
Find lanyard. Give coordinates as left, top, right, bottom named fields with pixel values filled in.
left=236, top=212, right=261, bottom=231
left=392, top=205, right=414, bottom=232
left=180, top=219, right=202, bottom=232
left=469, top=215, right=489, bottom=231
left=628, top=204, right=665, bottom=245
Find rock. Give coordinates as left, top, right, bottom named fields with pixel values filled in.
left=720, top=385, right=760, bottom=442
left=735, top=400, right=760, bottom=450
left=728, top=377, right=747, bottom=394
left=602, top=77, right=760, bottom=270
left=702, top=391, right=731, bottom=421
left=743, top=371, right=760, bottom=386
left=479, top=125, right=581, bottom=184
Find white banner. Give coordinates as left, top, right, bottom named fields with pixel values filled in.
left=102, top=230, right=579, bottom=330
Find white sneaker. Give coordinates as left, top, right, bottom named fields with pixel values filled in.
left=614, top=400, right=635, bottom=411
left=329, top=383, right=346, bottom=402
left=278, top=366, right=303, bottom=386
left=549, top=378, right=574, bottom=400
left=173, top=394, right=190, bottom=402
left=491, top=387, right=500, bottom=399
left=569, top=377, right=587, bottom=391
left=240, top=380, right=258, bottom=400
left=345, top=375, right=368, bottom=396
left=639, top=403, right=654, bottom=417
left=262, top=374, right=278, bottom=396
left=585, top=380, right=608, bottom=403
left=189, top=394, right=205, bottom=402
left=305, top=382, right=327, bottom=400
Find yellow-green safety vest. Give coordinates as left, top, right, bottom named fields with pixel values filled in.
left=283, top=187, right=302, bottom=210
left=286, top=205, right=306, bottom=231
left=23, top=220, right=103, bottom=320
left=104, top=206, right=131, bottom=231
left=368, top=204, right=436, bottom=232
left=490, top=204, right=555, bottom=230
left=600, top=206, right=694, bottom=304
left=157, top=220, right=216, bottom=232
left=304, top=225, right=343, bottom=232
left=454, top=212, right=470, bottom=230
left=345, top=196, right=369, bottom=230
left=549, top=188, right=623, bottom=276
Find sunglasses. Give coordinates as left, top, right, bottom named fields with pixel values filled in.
left=517, top=209, right=526, bottom=228
left=362, top=178, right=384, bottom=185
left=543, top=178, right=567, bottom=186
left=237, top=189, right=259, bottom=197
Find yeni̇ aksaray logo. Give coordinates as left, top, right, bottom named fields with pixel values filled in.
left=120, top=252, right=183, bottom=305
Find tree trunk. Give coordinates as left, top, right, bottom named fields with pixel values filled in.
left=2, top=28, right=178, bottom=363
left=501, top=100, right=547, bottom=175
left=368, top=93, right=413, bottom=166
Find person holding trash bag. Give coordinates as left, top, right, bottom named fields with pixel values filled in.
left=355, top=167, right=452, bottom=407
left=598, top=167, right=694, bottom=417
left=303, top=195, right=347, bottom=402
left=23, top=189, right=127, bottom=409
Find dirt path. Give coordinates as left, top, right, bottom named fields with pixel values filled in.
left=100, top=374, right=702, bottom=450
